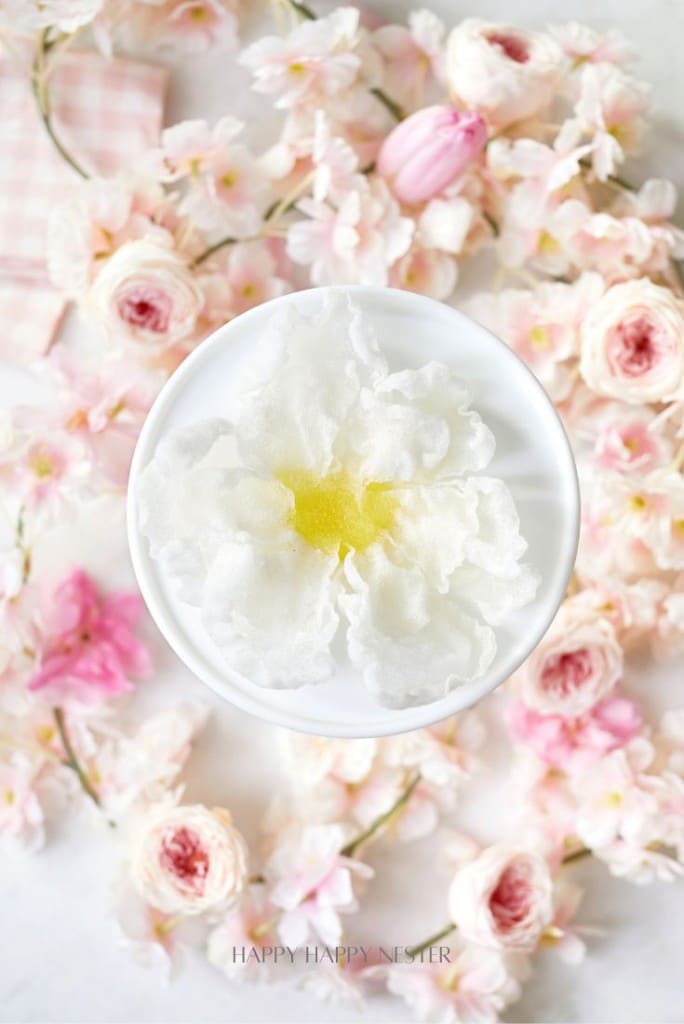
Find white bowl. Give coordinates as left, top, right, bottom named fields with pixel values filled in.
left=127, top=286, right=579, bottom=738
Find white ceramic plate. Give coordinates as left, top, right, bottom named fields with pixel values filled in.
left=127, top=285, right=579, bottom=738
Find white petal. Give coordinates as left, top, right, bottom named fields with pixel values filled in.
left=233, top=292, right=387, bottom=475
left=462, top=477, right=529, bottom=574
left=375, top=362, right=495, bottom=480
left=340, top=549, right=496, bottom=708
left=447, top=562, right=540, bottom=625
left=388, top=482, right=479, bottom=591
left=202, top=539, right=339, bottom=688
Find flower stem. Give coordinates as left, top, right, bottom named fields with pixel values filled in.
left=406, top=923, right=456, bottom=959
left=561, top=845, right=592, bottom=865
left=287, top=0, right=316, bottom=18
left=53, top=707, right=102, bottom=809
left=341, top=772, right=421, bottom=858
left=369, top=86, right=405, bottom=123
left=32, top=30, right=89, bottom=179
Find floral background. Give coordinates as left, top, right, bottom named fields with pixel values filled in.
left=2, top=0, right=684, bottom=1022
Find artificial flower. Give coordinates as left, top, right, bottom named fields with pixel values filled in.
left=137, top=292, right=537, bottom=707
left=129, top=801, right=248, bottom=916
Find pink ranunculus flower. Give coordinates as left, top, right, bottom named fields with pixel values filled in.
left=517, top=602, right=623, bottom=717
left=130, top=802, right=248, bottom=916
left=28, top=569, right=152, bottom=702
left=377, top=105, right=487, bottom=205
left=447, top=845, right=553, bottom=952
left=446, top=19, right=563, bottom=127
left=580, top=278, right=684, bottom=404
left=508, top=693, right=642, bottom=773
left=89, top=239, right=204, bottom=348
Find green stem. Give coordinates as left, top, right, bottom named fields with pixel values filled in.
left=369, top=85, right=405, bottom=123
left=341, top=772, right=421, bottom=858
left=53, top=707, right=102, bottom=810
left=482, top=210, right=499, bottom=237
left=561, top=845, right=592, bottom=865
left=288, top=0, right=316, bottom=18
left=406, top=924, right=456, bottom=959
left=32, top=30, right=88, bottom=179
left=191, top=234, right=238, bottom=268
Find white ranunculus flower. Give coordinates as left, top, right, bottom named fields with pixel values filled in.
left=580, top=278, right=684, bottom=403
left=129, top=802, right=248, bottom=916
left=446, top=19, right=563, bottom=127
left=447, top=845, right=553, bottom=952
left=89, top=239, right=204, bottom=347
left=138, top=292, right=538, bottom=708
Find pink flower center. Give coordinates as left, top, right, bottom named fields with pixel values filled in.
left=159, top=827, right=209, bottom=891
left=117, top=286, right=172, bottom=334
left=489, top=862, right=532, bottom=933
left=486, top=32, right=530, bottom=64
left=541, top=648, right=593, bottom=697
left=607, top=315, right=672, bottom=378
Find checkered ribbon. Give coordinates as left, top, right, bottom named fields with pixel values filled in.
left=0, top=45, right=167, bottom=363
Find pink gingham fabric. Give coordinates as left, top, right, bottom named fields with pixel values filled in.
left=0, top=46, right=167, bottom=363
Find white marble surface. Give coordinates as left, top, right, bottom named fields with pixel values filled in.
left=2, top=2, right=684, bottom=1022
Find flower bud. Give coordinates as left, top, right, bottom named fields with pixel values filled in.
left=377, top=105, right=487, bottom=205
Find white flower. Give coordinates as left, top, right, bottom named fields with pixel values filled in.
left=129, top=802, right=248, bottom=916
left=89, top=240, right=204, bottom=347
left=138, top=293, right=537, bottom=708
left=447, top=845, right=553, bottom=952
left=1, top=0, right=102, bottom=33
left=580, top=278, right=684, bottom=404
left=517, top=601, right=623, bottom=716
left=446, top=19, right=563, bottom=126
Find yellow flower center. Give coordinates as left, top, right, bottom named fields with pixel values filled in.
left=221, top=171, right=237, bottom=189
left=288, top=62, right=306, bottom=75
left=529, top=325, right=550, bottom=350
left=538, top=230, right=560, bottom=255
left=32, top=450, right=54, bottom=478
left=628, top=494, right=647, bottom=513
left=279, top=470, right=398, bottom=559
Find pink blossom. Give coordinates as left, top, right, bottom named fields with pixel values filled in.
left=199, top=240, right=290, bottom=322
left=372, top=9, right=447, bottom=108
left=28, top=569, right=152, bottom=702
left=0, top=412, right=89, bottom=512
left=0, top=753, right=46, bottom=851
left=126, top=0, right=238, bottom=52
left=156, top=116, right=244, bottom=180
left=181, top=146, right=270, bottom=237
left=550, top=22, right=636, bottom=67
left=590, top=404, right=672, bottom=473
left=391, top=244, right=458, bottom=300
left=287, top=178, right=413, bottom=285
left=377, top=106, right=486, bottom=205
left=564, top=64, right=650, bottom=180
left=508, top=694, right=642, bottom=773
left=549, top=199, right=665, bottom=281
left=240, top=8, right=362, bottom=110
left=377, top=942, right=520, bottom=1023
left=266, top=823, right=372, bottom=947
left=207, top=889, right=277, bottom=980
left=468, top=274, right=603, bottom=401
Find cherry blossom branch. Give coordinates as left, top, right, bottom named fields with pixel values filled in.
left=32, top=29, right=89, bottom=179
left=341, top=772, right=421, bottom=858
left=53, top=707, right=103, bottom=809
left=406, top=923, right=456, bottom=958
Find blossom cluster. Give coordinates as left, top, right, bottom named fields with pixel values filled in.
left=1, top=2, right=684, bottom=1022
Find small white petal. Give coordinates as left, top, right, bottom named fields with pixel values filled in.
left=462, top=477, right=528, bottom=574
left=202, top=539, right=340, bottom=688
left=375, top=362, right=495, bottom=479
left=388, top=482, right=480, bottom=592
left=234, top=293, right=387, bottom=475
left=340, top=549, right=496, bottom=708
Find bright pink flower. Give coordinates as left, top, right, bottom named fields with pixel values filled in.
left=29, top=570, right=152, bottom=702
left=377, top=105, right=487, bottom=204
left=508, top=694, right=642, bottom=773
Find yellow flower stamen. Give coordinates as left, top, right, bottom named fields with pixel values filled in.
left=279, top=470, right=398, bottom=558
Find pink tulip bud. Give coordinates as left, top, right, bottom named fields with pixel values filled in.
left=377, top=106, right=487, bottom=205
